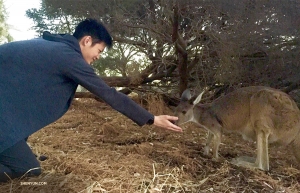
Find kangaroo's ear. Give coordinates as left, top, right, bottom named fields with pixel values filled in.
left=193, top=90, right=205, bottom=105
left=181, top=89, right=191, bottom=101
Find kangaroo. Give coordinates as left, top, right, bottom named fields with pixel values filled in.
left=175, top=86, right=300, bottom=171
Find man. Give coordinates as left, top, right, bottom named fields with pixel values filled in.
left=0, top=18, right=182, bottom=182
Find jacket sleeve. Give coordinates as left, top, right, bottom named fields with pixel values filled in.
left=58, top=52, right=154, bottom=126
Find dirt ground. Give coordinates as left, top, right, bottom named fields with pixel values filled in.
left=1, top=95, right=300, bottom=193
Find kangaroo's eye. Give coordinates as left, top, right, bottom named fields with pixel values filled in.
left=182, top=111, right=187, bottom=114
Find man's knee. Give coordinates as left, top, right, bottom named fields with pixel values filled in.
left=0, top=140, right=42, bottom=181
left=0, top=163, right=42, bottom=182
left=13, top=158, right=42, bottom=178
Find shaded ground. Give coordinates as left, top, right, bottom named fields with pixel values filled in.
left=1, top=96, right=300, bottom=193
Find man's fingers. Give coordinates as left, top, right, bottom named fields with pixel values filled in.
left=168, top=126, right=183, bottom=132
left=166, top=116, right=178, bottom=121
left=165, top=115, right=178, bottom=124
left=167, top=122, right=182, bottom=132
left=165, top=116, right=181, bottom=129
left=153, top=115, right=182, bottom=132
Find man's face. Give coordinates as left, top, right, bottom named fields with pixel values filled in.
left=79, top=36, right=106, bottom=65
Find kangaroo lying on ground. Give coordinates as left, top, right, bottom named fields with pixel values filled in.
left=175, top=86, right=300, bottom=171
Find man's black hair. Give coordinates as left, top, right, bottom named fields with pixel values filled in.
left=73, top=18, right=113, bottom=48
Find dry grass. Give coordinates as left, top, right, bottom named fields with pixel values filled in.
left=1, top=95, right=300, bottom=193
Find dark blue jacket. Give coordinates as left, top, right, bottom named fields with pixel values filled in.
left=0, top=32, right=154, bottom=153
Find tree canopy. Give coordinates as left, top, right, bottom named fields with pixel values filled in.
left=26, top=0, right=300, bottom=102
left=0, top=0, right=13, bottom=43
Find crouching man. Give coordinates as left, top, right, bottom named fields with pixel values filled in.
left=0, top=18, right=182, bottom=182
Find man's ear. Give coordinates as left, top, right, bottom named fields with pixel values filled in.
left=79, top=36, right=92, bottom=46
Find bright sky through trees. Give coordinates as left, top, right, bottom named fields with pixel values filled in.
left=4, top=0, right=40, bottom=41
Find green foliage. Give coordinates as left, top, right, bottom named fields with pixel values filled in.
left=93, top=43, right=149, bottom=77
left=24, top=0, right=300, bottom=94
left=0, top=0, right=13, bottom=43
left=26, top=1, right=84, bottom=36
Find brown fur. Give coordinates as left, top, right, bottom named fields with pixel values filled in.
left=175, top=86, right=300, bottom=171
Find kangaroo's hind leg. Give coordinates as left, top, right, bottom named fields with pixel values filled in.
left=231, top=129, right=269, bottom=170
left=255, top=129, right=270, bottom=170
left=292, top=131, right=300, bottom=163
left=231, top=89, right=271, bottom=171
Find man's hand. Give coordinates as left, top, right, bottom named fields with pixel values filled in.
left=153, top=115, right=183, bottom=132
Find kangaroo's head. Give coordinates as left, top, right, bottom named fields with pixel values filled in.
left=175, top=89, right=205, bottom=125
